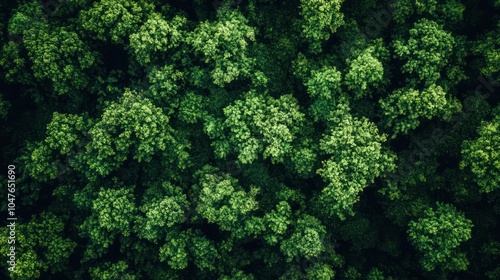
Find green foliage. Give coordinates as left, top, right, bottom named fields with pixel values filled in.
left=306, top=66, right=346, bottom=122
left=249, top=40, right=296, bottom=94
left=481, top=241, right=500, bottom=279
left=187, top=9, right=257, bottom=86
left=0, top=212, right=76, bottom=279
left=344, top=47, right=384, bottom=99
left=195, top=166, right=260, bottom=237
left=306, top=262, right=335, bottom=280
left=84, top=89, right=183, bottom=177
left=299, top=0, right=344, bottom=53
left=262, top=201, right=292, bottom=245
left=339, top=216, right=377, bottom=250
left=0, top=41, right=31, bottom=84
left=460, top=110, right=500, bottom=193
left=0, top=93, right=9, bottom=118
left=211, top=91, right=306, bottom=164
left=22, top=112, right=90, bottom=182
left=79, top=0, right=154, bottom=44
left=159, top=230, right=190, bottom=269
left=178, top=92, right=205, bottom=124
left=2, top=0, right=500, bottom=279
left=391, top=0, right=464, bottom=25
left=79, top=185, right=137, bottom=259
left=136, top=183, right=189, bottom=241
left=306, top=66, right=343, bottom=100
left=280, top=215, right=326, bottom=261
left=219, top=269, right=255, bottom=280
left=393, top=19, right=455, bottom=85
left=145, top=64, right=185, bottom=112
left=473, top=22, right=500, bottom=79
left=93, top=187, right=137, bottom=236
left=89, top=261, right=136, bottom=280
left=342, top=266, right=362, bottom=279
left=317, top=113, right=395, bottom=219
left=129, top=12, right=187, bottom=65
left=366, top=268, right=386, bottom=280
left=23, top=25, right=99, bottom=95
left=287, top=137, right=319, bottom=178
left=45, top=112, right=87, bottom=155
left=380, top=85, right=461, bottom=136
left=189, top=232, right=219, bottom=272
left=7, top=1, right=44, bottom=36
left=23, top=142, right=59, bottom=182
left=407, top=202, right=473, bottom=272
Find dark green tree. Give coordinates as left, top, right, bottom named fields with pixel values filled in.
left=393, top=19, right=455, bottom=86
left=317, top=111, right=396, bottom=219
left=299, top=0, right=344, bottom=53
left=187, top=9, right=258, bottom=86
left=407, top=202, right=473, bottom=272
left=460, top=108, right=500, bottom=193
left=208, top=91, right=306, bottom=165
left=79, top=0, right=154, bottom=44
left=83, top=89, right=189, bottom=178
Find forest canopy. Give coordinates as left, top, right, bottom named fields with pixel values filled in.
left=1, top=0, right=500, bottom=279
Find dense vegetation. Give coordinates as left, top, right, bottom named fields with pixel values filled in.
left=1, top=0, right=499, bottom=279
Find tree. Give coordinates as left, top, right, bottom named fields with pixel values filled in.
left=22, top=24, right=99, bottom=95
left=393, top=19, right=455, bottom=86
left=262, top=201, right=293, bottom=245
left=407, top=202, right=473, bottom=272
left=391, top=0, right=464, bottom=25
left=299, top=0, right=344, bottom=53
left=23, top=141, right=59, bottom=182
left=194, top=165, right=260, bottom=238
left=306, top=262, right=335, bottom=280
left=44, top=112, right=89, bottom=156
left=0, top=41, right=32, bottom=85
left=178, top=92, right=206, bottom=124
left=305, top=65, right=345, bottom=122
left=0, top=212, right=76, bottom=279
left=159, top=230, right=190, bottom=270
left=77, top=184, right=137, bottom=263
left=306, top=66, right=343, bottom=101
left=344, top=46, right=384, bottom=99
left=188, top=231, right=220, bottom=273
left=79, top=0, right=154, bottom=44
left=83, top=89, right=188, bottom=178
left=6, top=1, right=92, bottom=96
left=89, top=261, right=137, bottom=280
left=23, top=112, right=91, bottom=182
left=136, top=182, right=189, bottom=241
left=380, top=84, right=461, bottom=136
left=280, top=215, right=326, bottom=262
left=480, top=241, right=500, bottom=279
left=339, top=215, right=377, bottom=251
left=144, top=64, right=185, bottom=114
left=0, top=93, right=9, bottom=119
left=187, top=9, right=257, bottom=86
left=3, top=0, right=500, bottom=279
left=317, top=111, right=395, bottom=219
left=460, top=108, right=500, bottom=193
left=208, top=91, right=306, bottom=165
left=473, top=21, right=500, bottom=80
left=129, top=12, right=187, bottom=66
left=93, top=187, right=137, bottom=237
